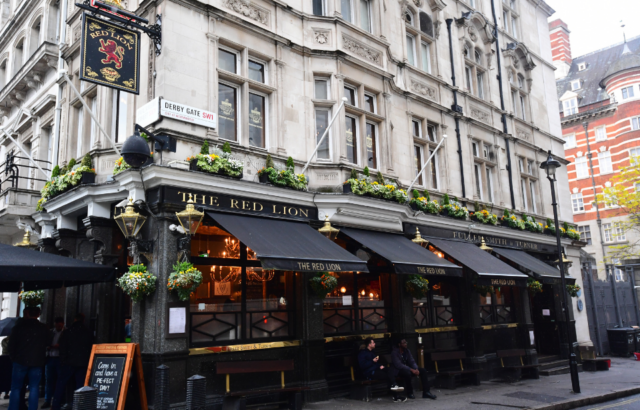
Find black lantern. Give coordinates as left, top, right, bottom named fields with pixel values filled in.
left=176, top=194, right=204, bottom=236
left=318, top=214, right=340, bottom=240
left=121, top=133, right=150, bottom=168
left=114, top=198, right=147, bottom=238
left=540, top=150, right=561, bottom=179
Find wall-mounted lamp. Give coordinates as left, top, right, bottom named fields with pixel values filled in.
left=176, top=193, right=205, bottom=257
left=479, top=237, right=493, bottom=253
left=411, top=227, right=429, bottom=248
left=114, top=198, right=153, bottom=263
left=318, top=214, right=340, bottom=240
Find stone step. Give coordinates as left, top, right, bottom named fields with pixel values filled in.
left=537, top=355, right=563, bottom=364
left=539, top=359, right=570, bottom=371
left=539, top=364, right=583, bottom=376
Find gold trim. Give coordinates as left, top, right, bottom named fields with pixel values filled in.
left=324, top=333, right=390, bottom=343
left=189, top=340, right=301, bottom=355
left=481, top=323, right=518, bottom=330
left=415, top=326, right=459, bottom=334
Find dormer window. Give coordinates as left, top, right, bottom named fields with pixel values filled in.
left=563, top=98, right=578, bottom=115
left=571, top=80, right=581, bottom=91
left=578, top=63, right=586, bottom=71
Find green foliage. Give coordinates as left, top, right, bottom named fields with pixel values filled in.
left=51, top=165, right=60, bottom=179
left=350, top=168, right=358, bottom=180
left=200, top=140, right=210, bottom=155
left=60, top=165, right=68, bottom=175
left=474, top=209, right=498, bottom=225
left=140, top=132, right=150, bottom=142
left=266, top=154, right=275, bottom=169
left=503, top=209, right=510, bottom=218
left=376, top=171, right=385, bottom=185
left=117, top=264, right=157, bottom=303
left=474, top=201, right=480, bottom=212
left=563, top=221, right=569, bottom=231
left=527, top=278, right=543, bottom=295
left=424, top=190, right=430, bottom=201
left=259, top=167, right=308, bottom=191
left=405, top=275, right=430, bottom=299
left=167, top=262, right=202, bottom=301
left=410, top=196, right=440, bottom=214
left=363, top=166, right=370, bottom=177
left=440, top=196, right=469, bottom=219
left=190, top=153, right=243, bottom=178
left=286, top=156, right=295, bottom=168
left=443, top=194, right=450, bottom=205
left=309, top=272, right=338, bottom=298
left=67, top=158, right=76, bottom=169
left=222, top=141, right=231, bottom=153
left=81, top=154, right=92, bottom=168
left=566, top=284, right=581, bottom=298
left=412, top=189, right=420, bottom=199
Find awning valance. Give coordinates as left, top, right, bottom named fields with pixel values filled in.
left=207, top=212, right=368, bottom=272
left=0, top=243, right=116, bottom=292
left=427, top=238, right=528, bottom=286
left=492, top=247, right=575, bottom=284
left=339, top=228, right=462, bottom=276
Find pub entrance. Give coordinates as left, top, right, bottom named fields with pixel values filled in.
left=531, top=284, right=561, bottom=356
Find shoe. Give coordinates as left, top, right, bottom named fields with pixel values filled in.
left=423, top=391, right=437, bottom=400
left=390, top=384, right=404, bottom=391
left=393, top=396, right=407, bottom=403
left=407, top=394, right=415, bottom=399
left=41, top=402, right=51, bottom=409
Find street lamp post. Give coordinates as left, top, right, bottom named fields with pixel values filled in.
left=540, top=150, right=581, bottom=394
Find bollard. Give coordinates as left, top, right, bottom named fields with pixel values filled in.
left=185, top=374, right=206, bottom=410
left=72, top=386, right=97, bottom=410
left=155, top=365, right=170, bottom=410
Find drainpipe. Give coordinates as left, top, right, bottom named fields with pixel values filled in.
left=490, top=0, right=516, bottom=210
left=446, top=19, right=466, bottom=200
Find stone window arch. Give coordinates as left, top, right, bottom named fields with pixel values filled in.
left=419, top=11, right=433, bottom=37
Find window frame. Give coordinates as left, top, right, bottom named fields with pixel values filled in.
left=344, top=84, right=358, bottom=106
left=312, top=0, right=326, bottom=16
left=631, top=117, right=640, bottom=130
left=359, top=0, right=372, bottom=33
left=563, top=98, right=578, bottom=116
left=314, top=107, right=333, bottom=160
left=571, top=80, right=581, bottom=91
left=314, top=77, right=330, bottom=100
left=341, top=0, right=354, bottom=23
left=622, top=86, right=635, bottom=100
left=575, top=156, right=589, bottom=179
left=578, top=225, right=592, bottom=245
left=406, top=34, right=417, bottom=66
left=248, top=58, right=267, bottom=84
left=365, top=121, right=379, bottom=169
left=571, top=192, right=585, bottom=213
left=218, top=46, right=240, bottom=75
left=595, top=126, right=607, bottom=141
left=248, top=91, right=268, bottom=149
left=364, top=92, right=377, bottom=114
left=345, top=114, right=359, bottom=165
left=218, top=80, right=241, bottom=143
left=598, top=151, right=613, bottom=175
left=565, top=133, right=576, bottom=149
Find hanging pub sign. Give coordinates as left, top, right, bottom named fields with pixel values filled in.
left=79, top=13, right=140, bottom=94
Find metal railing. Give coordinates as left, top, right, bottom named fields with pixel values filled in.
left=0, top=150, right=51, bottom=193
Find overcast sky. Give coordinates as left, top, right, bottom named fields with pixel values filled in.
left=545, top=0, right=640, bottom=57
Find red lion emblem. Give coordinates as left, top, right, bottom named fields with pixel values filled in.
left=98, top=39, right=125, bottom=69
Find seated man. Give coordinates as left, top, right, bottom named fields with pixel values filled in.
left=357, top=338, right=406, bottom=403
left=390, top=339, right=437, bottom=400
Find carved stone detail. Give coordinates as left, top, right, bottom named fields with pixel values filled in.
left=53, top=229, right=77, bottom=258
left=412, top=0, right=422, bottom=7
left=314, top=30, right=330, bottom=44
left=468, top=26, right=478, bottom=42
left=342, top=35, right=381, bottom=66
left=223, top=0, right=269, bottom=25
left=470, top=107, right=490, bottom=122
left=83, top=217, right=119, bottom=266
left=410, top=79, right=437, bottom=101
left=516, top=128, right=531, bottom=140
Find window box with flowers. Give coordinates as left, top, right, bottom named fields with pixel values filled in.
left=544, top=218, right=565, bottom=236
left=440, top=194, right=469, bottom=219
left=37, top=154, right=96, bottom=211
left=187, top=141, right=243, bottom=179
left=522, top=214, right=543, bottom=234
left=501, top=210, right=525, bottom=230
left=258, top=155, right=308, bottom=191
left=410, top=190, right=441, bottom=214
left=405, top=275, right=430, bottom=299
left=470, top=208, right=498, bottom=225
left=562, top=222, right=580, bottom=240
left=343, top=168, right=409, bottom=204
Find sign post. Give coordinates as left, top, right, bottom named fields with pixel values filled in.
left=85, top=343, right=148, bottom=410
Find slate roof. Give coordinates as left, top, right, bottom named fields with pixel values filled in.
left=556, top=35, right=640, bottom=114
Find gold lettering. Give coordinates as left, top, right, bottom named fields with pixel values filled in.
left=210, top=196, right=219, bottom=206
left=192, top=194, right=199, bottom=204
left=253, top=202, right=263, bottom=212
left=299, top=209, right=309, bottom=218
left=283, top=207, right=287, bottom=215
left=242, top=201, right=251, bottom=210
left=272, top=204, right=281, bottom=215
left=288, top=208, right=298, bottom=216
left=231, top=199, right=239, bottom=209
left=178, top=191, right=186, bottom=202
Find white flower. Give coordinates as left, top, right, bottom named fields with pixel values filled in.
left=229, top=159, right=243, bottom=169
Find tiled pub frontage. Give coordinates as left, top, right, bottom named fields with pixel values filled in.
left=36, top=165, right=581, bottom=408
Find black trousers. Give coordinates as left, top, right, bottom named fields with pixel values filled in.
left=397, top=368, right=431, bottom=395
left=369, top=368, right=399, bottom=397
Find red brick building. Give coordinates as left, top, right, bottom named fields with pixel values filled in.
left=551, top=19, right=640, bottom=280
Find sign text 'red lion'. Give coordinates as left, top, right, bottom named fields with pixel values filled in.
left=80, top=14, right=140, bottom=94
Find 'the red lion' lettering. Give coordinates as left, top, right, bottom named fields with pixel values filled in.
left=98, top=39, right=125, bottom=69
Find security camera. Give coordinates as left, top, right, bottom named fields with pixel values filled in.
left=169, top=224, right=186, bottom=234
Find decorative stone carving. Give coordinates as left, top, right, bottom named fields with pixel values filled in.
left=342, top=35, right=381, bottom=66
left=53, top=229, right=77, bottom=258
left=470, top=107, right=489, bottom=122
left=314, top=30, right=329, bottom=44
left=434, top=20, right=441, bottom=39
left=516, top=128, right=531, bottom=140
left=223, top=0, right=269, bottom=25
left=83, top=217, right=119, bottom=266
left=412, top=0, right=422, bottom=7
left=410, top=80, right=437, bottom=100
left=468, top=26, right=478, bottom=42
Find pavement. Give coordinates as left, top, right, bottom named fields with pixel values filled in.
left=0, top=357, right=638, bottom=410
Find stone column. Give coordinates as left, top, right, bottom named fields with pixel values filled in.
left=206, top=16, right=219, bottom=141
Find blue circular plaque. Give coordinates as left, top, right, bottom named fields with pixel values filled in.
left=577, top=289, right=582, bottom=297
left=577, top=299, right=584, bottom=312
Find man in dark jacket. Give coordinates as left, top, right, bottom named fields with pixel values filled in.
left=390, top=339, right=436, bottom=400
left=7, top=307, right=48, bottom=410
left=357, top=338, right=406, bottom=402
left=51, top=314, right=93, bottom=410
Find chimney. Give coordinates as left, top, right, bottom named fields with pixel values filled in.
left=549, top=19, right=572, bottom=79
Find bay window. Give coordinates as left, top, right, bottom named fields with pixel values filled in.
left=414, top=280, right=460, bottom=328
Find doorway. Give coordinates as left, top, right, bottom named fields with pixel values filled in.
left=531, top=284, right=560, bottom=356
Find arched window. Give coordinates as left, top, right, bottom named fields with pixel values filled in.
left=419, top=12, right=433, bottom=37
left=474, top=49, right=482, bottom=65
left=29, top=18, right=41, bottom=55
left=0, top=60, right=6, bottom=88
left=13, top=39, right=24, bottom=75
left=404, top=10, right=414, bottom=25
left=47, top=0, right=60, bottom=42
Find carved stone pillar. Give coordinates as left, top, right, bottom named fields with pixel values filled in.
left=53, top=228, right=78, bottom=257
left=206, top=17, right=219, bottom=141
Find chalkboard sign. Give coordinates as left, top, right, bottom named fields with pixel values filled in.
left=84, top=344, right=147, bottom=410
left=89, top=356, right=125, bottom=410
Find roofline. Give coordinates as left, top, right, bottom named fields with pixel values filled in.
left=573, top=34, right=640, bottom=61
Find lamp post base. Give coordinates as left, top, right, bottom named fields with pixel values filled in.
left=570, top=353, right=581, bottom=393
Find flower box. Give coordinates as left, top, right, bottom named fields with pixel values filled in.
left=342, top=183, right=353, bottom=194
left=81, top=172, right=95, bottom=185
left=259, top=173, right=270, bottom=184
left=189, top=158, right=198, bottom=171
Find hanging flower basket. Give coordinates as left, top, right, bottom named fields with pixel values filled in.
left=566, top=284, right=581, bottom=298
left=167, top=262, right=203, bottom=301
left=19, top=290, right=45, bottom=307
left=117, top=264, right=157, bottom=302
left=527, top=278, right=543, bottom=295
left=309, top=272, right=338, bottom=298
left=405, top=275, right=430, bottom=299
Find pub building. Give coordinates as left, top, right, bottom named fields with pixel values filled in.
left=26, top=164, right=582, bottom=408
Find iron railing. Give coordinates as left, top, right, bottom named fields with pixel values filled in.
left=0, top=150, right=50, bottom=192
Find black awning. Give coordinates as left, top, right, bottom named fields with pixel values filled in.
left=339, top=228, right=462, bottom=276
left=0, top=244, right=116, bottom=292
left=492, top=247, right=574, bottom=284
left=207, top=212, right=368, bottom=272
left=428, top=238, right=528, bottom=286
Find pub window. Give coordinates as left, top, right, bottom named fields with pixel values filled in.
left=248, top=60, right=265, bottom=83
left=479, top=286, right=516, bottom=324
left=189, top=225, right=296, bottom=346
left=315, top=78, right=330, bottom=100
left=344, top=85, right=357, bottom=106
left=218, top=82, right=238, bottom=142
left=315, top=108, right=331, bottom=159
left=345, top=115, right=358, bottom=164
left=364, top=93, right=376, bottom=113
left=323, top=272, right=387, bottom=334
left=413, top=281, right=460, bottom=328
left=219, top=48, right=238, bottom=74
left=248, top=92, right=266, bottom=148
left=366, top=122, right=377, bottom=169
